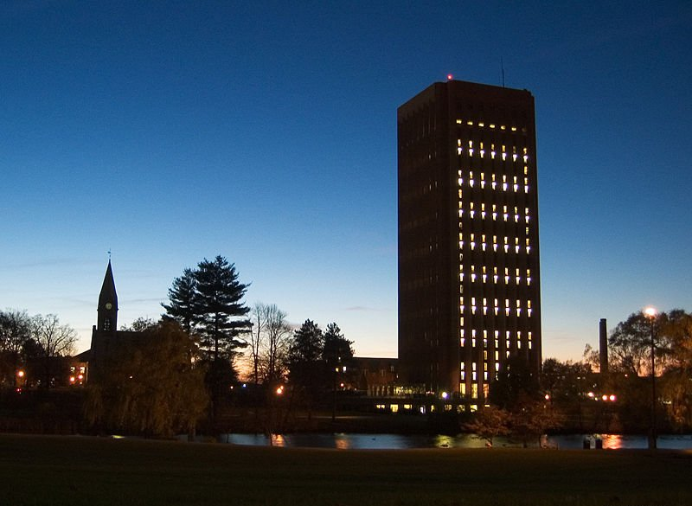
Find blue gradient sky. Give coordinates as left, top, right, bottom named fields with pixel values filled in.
left=2, top=1, right=690, bottom=361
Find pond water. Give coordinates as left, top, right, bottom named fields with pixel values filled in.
left=218, top=432, right=692, bottom=450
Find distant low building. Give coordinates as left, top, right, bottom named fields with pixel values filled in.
left=352, top=357, right=398, bottom=396
left=68, top=350, right=89, bottom=386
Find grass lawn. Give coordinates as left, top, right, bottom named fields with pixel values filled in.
left=1, top=434, right=690, bottom=506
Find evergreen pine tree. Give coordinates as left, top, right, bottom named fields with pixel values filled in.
left=322, top=322, right=354, bottom=370
left=287, top=319, right=324, bottom=416
left=288, top=319, right=324, bottom=382
left=162, top=268, right=197, bottom=333
left=163, top=255, right=251, bottom=427
left=192, top=256, right=251, bottom=363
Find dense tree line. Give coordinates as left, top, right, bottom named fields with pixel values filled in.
left=242, top=314, right=355, bottom=432
left=87, top=255, right=357, bottom=436
left=0, top=310, right=76, bottom=390
left=287, top=320, right=353, bottom=400
left=74, top=255, right=252, bottom=436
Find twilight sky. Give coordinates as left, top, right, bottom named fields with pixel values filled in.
left=1, top=1, right=690, bottom=362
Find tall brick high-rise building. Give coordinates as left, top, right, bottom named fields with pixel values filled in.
left=398, top=79, right=542, bottom=406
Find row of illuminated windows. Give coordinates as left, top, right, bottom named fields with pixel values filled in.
left=460, top=359, right=539, bottom=388
left=379, top=404, right=488, bottom=414
left=455, top=119, right=527, bottom=134
left=458, top=234, right=532, bottom=255
left=460, top=362, right=505, bottom=391
left=457, top=140, right=529, bottom=161
left=460, top=383, right=489, bottom=399
left=462, top=370, right=496, bottom=384
left=459, top=225, right=530, bottom=245
left=460, top=342, right=534, bottom=356
left=459, top=296, right=534, bottom=317
left=461, top=360, right=499, bottom=373
left=459, top=266, right=534, bottom=286
left=460, top=328, right=535, bottom=347
left=458, top=168, right=530, bottom=183
left=458, top=200, right=532, bottom=224
left=458, top=167, right=531, bottom=182
left=458, top=176, right=530, bottom=193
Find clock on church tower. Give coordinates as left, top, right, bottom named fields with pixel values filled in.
left=97, top=261, right=118, bottom=332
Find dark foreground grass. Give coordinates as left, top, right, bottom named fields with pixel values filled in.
left=1, top=434, right=690, bottom=506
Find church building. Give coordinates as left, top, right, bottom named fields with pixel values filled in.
left=88, top=260, right=143, bottom=383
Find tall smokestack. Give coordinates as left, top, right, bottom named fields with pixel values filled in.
left=599, top=318, right=608, bottom=375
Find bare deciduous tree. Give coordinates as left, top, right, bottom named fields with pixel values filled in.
left=248, top=303, right=265, bottom=387
left=249, top=303, right=291, bottom=385
left=31, top=314, right=77, bottom=389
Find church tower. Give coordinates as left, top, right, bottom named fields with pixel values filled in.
left=97, top=260, right=118, bottom=332
left=89, top=260, right=120, bottom=382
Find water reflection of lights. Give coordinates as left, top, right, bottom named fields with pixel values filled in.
left=603, top=434, right=623, bottom=449
left=270, top=434, right=286, bottom=447
left=435, top=435, right=453, bottom=448
left=215, top=433, right=692, bottom=450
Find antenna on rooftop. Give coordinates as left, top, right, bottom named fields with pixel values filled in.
left=501, top=57, right=506, bottom=88
left=108, top=248, right=112, bottom=261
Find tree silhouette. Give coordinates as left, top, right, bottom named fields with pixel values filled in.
left=249, top=302, right=291, bottom=386
left=163, top=256, right=251, bottom=368
left=287, top=319, right=324, bottom=419
left=0, top=310, right=31, bottom=387
left=489, top=354, right=539, bottom=409
left=84, top=320, right=208, bottom=437
left=193, top=256, right=251, bottom=364
left=163, top=256, right=251, bottom=426
left=464, top=406, right=511, bottom=447
left=30, top=314, right=76, bottom=390
left=322, top=322, right=353, bottom=372
left=162, top=268, right=197, bottom=333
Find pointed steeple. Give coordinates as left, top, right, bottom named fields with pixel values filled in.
left=97, top=260, right=118, bottom=332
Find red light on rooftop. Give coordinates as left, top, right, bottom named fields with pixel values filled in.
left=447, top=74, right=453, bottom=81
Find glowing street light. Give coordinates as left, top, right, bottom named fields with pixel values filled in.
left=644, top=307, right=657, bottom=318
left=644, top=306, right=658, bottom=450
left=16, top=370, right=26, bottom=389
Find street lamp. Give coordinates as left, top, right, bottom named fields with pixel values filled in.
left=16, top=370, right=25, bottom=390
left=644, top=306, right=657, bottom=450
left=331, top=358, right=342, bottom=423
